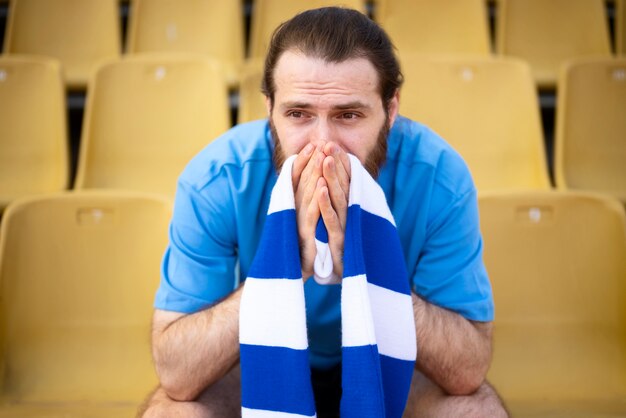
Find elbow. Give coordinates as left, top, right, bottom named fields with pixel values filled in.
left=153, top=353, right=203, bottom=402
left=157, top=366, right=203, bottom=402
left=161, top=379, right=201, bottom=402
left=446, top=341, right=493, bottom=395
left=443, top=362, right=490, bottom=396
left=445, top=372, right=486, bottom=396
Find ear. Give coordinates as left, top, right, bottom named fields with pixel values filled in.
left=387, top=89, right=400, bottom=126
left=265, top=96, right=272, bottom=117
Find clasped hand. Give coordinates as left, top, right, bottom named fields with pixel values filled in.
left=292, top=141, right=351, bottom=281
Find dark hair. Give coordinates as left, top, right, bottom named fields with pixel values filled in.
left=262, top=7, right=403, bottom=111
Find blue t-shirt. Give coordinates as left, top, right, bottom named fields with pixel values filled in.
left=155, top=116, right=494, bottom=369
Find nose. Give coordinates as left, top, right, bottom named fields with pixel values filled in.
left=309, top=118, right=335, bottom=147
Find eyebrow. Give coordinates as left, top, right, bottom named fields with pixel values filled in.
left=279, top=100, right=371, bottom=111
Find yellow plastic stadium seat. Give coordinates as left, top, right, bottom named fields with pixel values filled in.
left=0, top=191, right=172, bottom=417
left=618, top=0, right=626, bottom=55
left=0, top=56, right=68, bottom=211
left=74, top=54, right=231, bottom=198
left=495, top=0, right=612, bottom=90
left=400, top=55, right=550, bottom=191
left=248, top=0, right=367, bottom=59
left=376, top=0, right=491, bottom=56
left=554, top=58, right=626, bottom=203
left=480, top=191, right=626, bottom=417
left=3, top=0, right=121, bottom=90
left=238, top=60, right=267, bottom=124
left=126, top=0, right=245, bottom=88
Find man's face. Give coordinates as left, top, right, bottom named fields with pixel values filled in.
left=267, top=50, right=399, bottom=177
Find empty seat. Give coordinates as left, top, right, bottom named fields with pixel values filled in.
left=3, top=0, right=121, bottom=90
left=0, top=191, right=172, bottom=416
left=495, top=0, right=612, bottom=89
left=248, top=0, right=367, bottom=59
left=74, top=54, right=231, bottom=198
left=400, top=55, right=550, bottom=191
left=480, top=191, right=626, bottom=417
left=376, top=0, right=491, bottom=56
left=554, top=57, right=626, bottom=203
left=0, top=56, right=68, bottom=211
left=125, top=0, right=245, bottom=87
left=237, top=60, right=266, bottom=124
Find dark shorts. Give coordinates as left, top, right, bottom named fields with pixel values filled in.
left=311, top=364, right=342, bottom=418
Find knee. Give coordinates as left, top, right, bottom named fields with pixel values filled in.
left=141, top=401, right=212, bottom=418
left=403, top=377, right=509, bottom=418
left=139, top=387, right=212, bottom=418
left=468, top=382, right=509, bottom=418
left=141, top=403, right=165, bottom=418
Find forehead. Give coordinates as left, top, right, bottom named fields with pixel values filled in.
left=272, top=50, right=381, bottom=104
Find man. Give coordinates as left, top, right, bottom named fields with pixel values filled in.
left=142, top=7, right=508, bottom=418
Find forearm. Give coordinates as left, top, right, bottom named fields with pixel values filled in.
left=412, top=292, right=492, bottom=395
left=152, top=286, right=243, bottom=401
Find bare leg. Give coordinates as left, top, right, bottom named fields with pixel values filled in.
left=139, top=365, right=241, bottom=418
left=403, top=371, right=509, bottom=418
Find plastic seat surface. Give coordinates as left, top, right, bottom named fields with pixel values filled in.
left=0, top=56, right=68, bottom=210
left=400, top=55, right=550, bottom=191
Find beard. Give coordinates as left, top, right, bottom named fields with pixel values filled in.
left=269, top=118, right=389, bottom=179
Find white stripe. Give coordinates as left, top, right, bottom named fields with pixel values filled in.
left=341, top=274, right=377, bottom=347
left=267, top=155, right=297, bottom=215
left=239, top=277, right=308, bottom=349
left=368, top=283, right=417, bottom=361
left=313, top=238, right=334, bottom=283
left=242, top=407, right=316, bottom=418
left=347, top=154, right=396, bottom=226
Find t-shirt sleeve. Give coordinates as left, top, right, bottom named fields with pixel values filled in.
left=154, top=175, right=238, bottom=314
left=412, top=175, right=494, bottom=323
left=413, top=148, right=494, bottom=322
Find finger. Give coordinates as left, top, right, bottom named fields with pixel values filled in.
left=297, top=150, right=325, bottom=209
left=300, top=178, right=325, bottom=279
left=323, top=142, right=351, bottom=178
left=317, top=182, right=345, bottom=277
left=323, top=142, right=350, bottom=198
left=322, top=156, right=348, bottom=228
left=291, top=143, right=315, bottom=190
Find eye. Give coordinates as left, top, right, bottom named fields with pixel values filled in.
left=287, top=111, right=304, bottom=118
left=340, top=112, right=359, bottom=120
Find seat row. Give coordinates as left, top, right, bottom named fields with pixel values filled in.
left=1, top=0, right=625, bottom=90
left=4, top=53, right=623, bottom=211
left=0, top=189, right=624, bottom=417
left=0, top=54, right=230, bottom=210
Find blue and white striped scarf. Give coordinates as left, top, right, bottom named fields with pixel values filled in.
left=240, top=154, right=417, bottom=417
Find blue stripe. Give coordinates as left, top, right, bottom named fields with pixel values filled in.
left=342, top=206, right=366, bottom=279
left=380, top=354, right=415, bottom=418
left=343, top=206, right=411, bottom=295
left=315, top=218, right=329, bottom=243
left=240, top=344, right=316, bottom=416
left=247, top=210, right=302, bottom=279
left=340, top=345, right=386, bottom=418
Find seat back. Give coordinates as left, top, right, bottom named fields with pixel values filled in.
left=618, top=0, right=625, bottom=55
left=480, top=191, right=626, bottom=401
left=400, top=55, right=550, bottom=191
left=0, top=191, right=171, bottom=402
left=3, top=0, right=121, bottom=90
left=376, top=0, right=491, bottom=56
left=238, top=60, right=266, bottom=124
left=0, top=56, right=68, bottom=210
left=74, top=54, right=231, bottom=197
left=495, top=0, right=612, bottom=89
left=126, top=0, right=244, bottom=87
left=554, top=58, right=626, bottom=202
left=248, top=0, right=367, bottom=59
